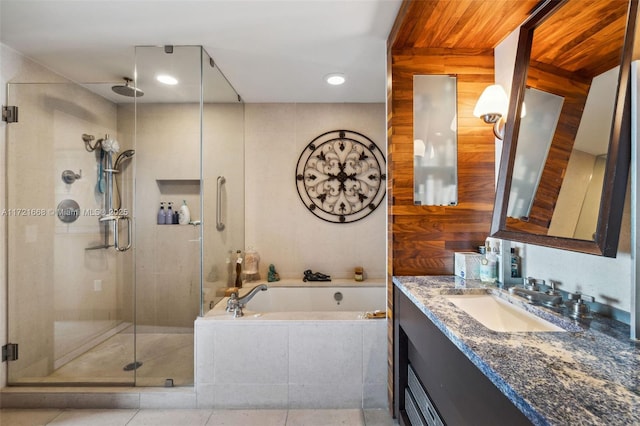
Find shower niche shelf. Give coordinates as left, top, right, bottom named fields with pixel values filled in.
left=156, top=179, right=200, bottom=195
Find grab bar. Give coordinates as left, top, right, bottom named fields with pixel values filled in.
left=216, top=176, right=226, bottom=231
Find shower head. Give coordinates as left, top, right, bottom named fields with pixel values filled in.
left=114, top=149, right=136, bottom=170
left=112, top=78, right=144, bottom=98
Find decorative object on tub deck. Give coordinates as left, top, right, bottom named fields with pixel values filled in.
left=295, top=129, right=386, bottom=223
left=234, top=250, right=243, bottom=288
left=224, top=287, right=239, bottom=297
left=355, top=266, right=364, bottom=281
left=267, top=264, right=280, bottom=282
left=244, top=247, right=260, bottom=281
left=364, top=310, right=386, bottom=319
left=303, top=269, right=331, bottom=282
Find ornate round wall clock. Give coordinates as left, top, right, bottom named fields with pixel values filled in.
left=295, top=130, right=386, bottom=224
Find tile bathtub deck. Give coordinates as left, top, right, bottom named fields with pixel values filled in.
left=0, top=408, right=397, bottom=426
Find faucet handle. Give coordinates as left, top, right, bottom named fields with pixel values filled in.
left=547, top=280, right=561, bottom=296
left=567, top=292, right=594, bottom=319
left=524, top=277, right=544, bottom=291
left=568, top=292, right=594, bottom=303
left=226, top=292, right=239, bottom=312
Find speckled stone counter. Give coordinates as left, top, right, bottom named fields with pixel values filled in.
left=393, top=275, right=640, bottom=426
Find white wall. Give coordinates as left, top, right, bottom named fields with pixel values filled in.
left=495, top=32, right=632, bottom=313
left=244, top=103, right=387, bottom=280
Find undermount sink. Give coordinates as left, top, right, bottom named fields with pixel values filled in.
left=444, top=293, right=565, bottom=332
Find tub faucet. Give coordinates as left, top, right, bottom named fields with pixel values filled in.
left=226, top=284, right=268, bottom=318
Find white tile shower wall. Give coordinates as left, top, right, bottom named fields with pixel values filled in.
left=194, top=318, right=387, bottom=409
left=244, top=103, right=386, bottom=280
left=494, top=30, right=633, bottom=312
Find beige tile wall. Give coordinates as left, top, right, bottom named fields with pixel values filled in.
left=124, top=102, right=245, bottom=326
left=244, top=103, right=387, bottom=281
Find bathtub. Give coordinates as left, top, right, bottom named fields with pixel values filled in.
left=206, top=282, right=386, bottom=318
left=195, top=280, right=388, bottom=409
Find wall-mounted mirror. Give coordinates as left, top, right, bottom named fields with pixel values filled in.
left=491, top=0, right=637, bottom=257
left=413, top=75, right=458, bottom=206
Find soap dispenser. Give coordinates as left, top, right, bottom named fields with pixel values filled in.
left=178, top=200, right=191, bottom=225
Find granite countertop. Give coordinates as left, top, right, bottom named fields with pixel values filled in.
left=393, top=275, right=640, bottom=426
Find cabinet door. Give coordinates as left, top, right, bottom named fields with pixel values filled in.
left=394, top=286, right=532, bottom=426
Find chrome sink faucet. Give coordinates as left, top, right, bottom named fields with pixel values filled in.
left=226, top=284, right=268, bottom=318
left=508, top=277, right=563, bottom=308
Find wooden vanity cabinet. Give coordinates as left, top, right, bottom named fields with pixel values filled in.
left=393, top=286, right=532, bottom=426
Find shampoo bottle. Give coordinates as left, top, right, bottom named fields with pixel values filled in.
left=157, top=202, right=166, bottom=225
left=166, top=202, right=174, bottom=225
left=178, top=200, right=191, bottom=225
left=510, top=247, right=521, bottom=278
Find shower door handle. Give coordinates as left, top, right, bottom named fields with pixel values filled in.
left=114, top=215, right=132, bottom=252
left=216, top=176, right=226, bottom=231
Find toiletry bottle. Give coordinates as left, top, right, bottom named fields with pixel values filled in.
left=178, top=200, right=191, bottom=225
left=491, top=241, right=500, bottom=282
left=235, top=250, right=243, bottom=288
left=166, top=202, right=174, bottom=225
left=480, top=241, right=497, bottom=283
left=173, top=206, right=179, bottom=224
left=510, top=247, right=521, bottom=278
left=157, top=202, right=166, bottom=225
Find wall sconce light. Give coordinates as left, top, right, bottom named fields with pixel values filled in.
left=473, top=84, right=508, bottom=140
left=473, top=84, right=526, bottom=140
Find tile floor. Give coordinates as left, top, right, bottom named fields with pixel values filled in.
left=0, top=408, right=397, bottom=426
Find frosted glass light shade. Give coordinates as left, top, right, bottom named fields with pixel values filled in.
left=473, top=84, right=509, bottom=118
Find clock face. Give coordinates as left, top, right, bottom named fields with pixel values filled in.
left=295, top=130, right=386, bottom=224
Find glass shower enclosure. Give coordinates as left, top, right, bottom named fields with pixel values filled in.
left=5, top=45, right=244, bottom=386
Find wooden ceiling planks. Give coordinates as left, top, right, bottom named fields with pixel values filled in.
left=392, top=0, right=541, bottom=50
left=530, top=0, right=628, bottom=78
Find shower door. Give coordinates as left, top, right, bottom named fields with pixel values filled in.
left=5, top=82, right=135, bottom=385
left=201, top=48, right=245, bottom=313
left=131, top=45, right=244, bottom=387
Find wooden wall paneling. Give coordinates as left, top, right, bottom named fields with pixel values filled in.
left=390, top=49, right=497, bottom=278
left=386, top=0, right=541, bottom=416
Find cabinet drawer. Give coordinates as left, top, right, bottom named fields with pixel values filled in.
left=408, top=364, right=444, bottom=426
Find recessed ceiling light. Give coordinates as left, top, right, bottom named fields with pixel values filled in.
left=325, top=73, right=346, bottom=86
left=157, top=74, right=178, bottom=85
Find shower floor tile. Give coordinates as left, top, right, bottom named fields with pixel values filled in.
left=13, top=329, right=193, bottom=386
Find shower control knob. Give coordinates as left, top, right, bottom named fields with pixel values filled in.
left=62, top=169, right=82, bottom=184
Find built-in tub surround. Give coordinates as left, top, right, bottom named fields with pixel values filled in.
left=394, top=276, right=640, bottom=425
left=195, top=280, right=387, bottom=409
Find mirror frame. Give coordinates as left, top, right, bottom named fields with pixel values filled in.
left=491, top=0, right=638, bottom=257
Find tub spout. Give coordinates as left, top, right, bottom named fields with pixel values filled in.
left=226, top=284, right=268, bottom=317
